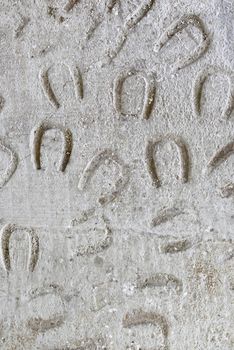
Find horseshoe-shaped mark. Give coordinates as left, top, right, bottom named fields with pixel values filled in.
left=108, top=0, right=155, bottom=61
left=123, top=310, right=169, bottom=349
left=0, top=140, right=18, bottom=189
left=208, top=140, right=234, bottom=173
left=77, top=225, right=112, bottom=256
left=30, top=121, right=73, bottom=172
left=113, top=69, right=155, bottom=120
left=193, top=66, right=234, bottom=119
left=146, top=135, right=190, bottom=187
left=78, top=149, right=129, bottom=205
left=64, top=0, right=80, bottom=12
left=27, top=285, right=66, bottom=333
left=0, top=224, right=39, bottom=273
left=155, top=14, right=210, bottom=70
left=40, top=64, right=83, bottom=109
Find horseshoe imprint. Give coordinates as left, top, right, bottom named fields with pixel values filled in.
left=108, top=0, right=155, bottom=61
left=123, top=310, right=169, bottom=348
left=0, top=140, right=18, bottom=188
left=207, top=140, right=234, bottom=173
left=155, top=14, right=210, bottom=70
left=151, top=207, right=184, bottom=227
left=146, top=135, right=190, bottom=187
left=137, top=273, right=183, bottom=294
left=193, top=66, right=234, bottom=119
left=27, top=285, right=66, bottom=333
left=30, top=121, right=73, bottom=172
left=76, top=226, right=112, bottom=256
left=40, top=64, right=83, bottom=109
left=0, top=224, right=39, bottom=273
left=78, top=149, right=129, bottom=205
left=113, top=69, right=156, bottom=120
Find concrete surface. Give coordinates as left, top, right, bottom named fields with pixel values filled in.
left=0, top=0, right=233, bottom=349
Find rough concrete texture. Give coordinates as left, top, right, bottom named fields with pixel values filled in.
left=0, top=0, right=233, bottom=349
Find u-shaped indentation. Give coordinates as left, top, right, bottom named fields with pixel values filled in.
left=0, top=224, right=39, bottom=273
left=0, top=140, right=18, bottom=189
left=39, top=63, right=83, bottom=109
left=192, top=66, right=234, bottom=119
left=78, top=149, right=129, bottom=205
left=123, top=309, right=169, bottom=349
left=155, top=14, right=210, bottom=70
left=146, top=135, right=190, bottom=187
left=113, top=69, right=156, bottom=120
left=30, top=121, right=73, bottom=172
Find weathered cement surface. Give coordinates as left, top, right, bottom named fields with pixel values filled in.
left=0, top=0, right=233, bottom=349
